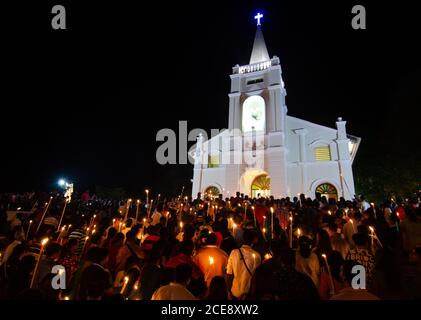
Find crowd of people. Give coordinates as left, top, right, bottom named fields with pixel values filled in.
left=0, top=189, right=421, bottom=300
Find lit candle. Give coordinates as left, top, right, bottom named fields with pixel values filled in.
left=251, top=206, right=256, bottom=227
left=26, top=220, right=33, bottom=240
left=57, top=225, right=66, bottom=240
left=349, top=219, right=356, bottom=233
left=57, top=199, right=68, bottom=232
left=135, top=200, right=140, bottom=223
left=125, top=199, right=132, bottom=222
left=180, top=221, right=183, bottom=230
left=264, top=253, right=272, bottom=260
left=297, top=228, right=301, bottom=238
left=30, top=238, right=49, bottom=288
left=80, top=236, right=89, bottom=260
left=322, top=253, right=336, bottom=295
left=148, top=199, right=154, bottom=219
left=289, top=215, right=293, bottom=249
left=262, top=227, right=266, bottom=240
left=369, top=226, right=374, bottom=248
left=120, top=276, right=129, bottom=294
left=369, top=226, right=383, bottom=249
left=35, top=196, right=53, bottom=235
left=328, top=210, right=332, bottom=215
left=270, top=207, right=274, bottom=239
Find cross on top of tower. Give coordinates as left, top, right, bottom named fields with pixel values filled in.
left=254, top=12, right=263, bottom=26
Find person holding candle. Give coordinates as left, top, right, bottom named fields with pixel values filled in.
left=345, top=232, right=375, bottom=290
left=319, top=251, right=345, bottom=299
left=226, top=230, right=261, bottom=299
left=32, top=242, right=62, bottom=289
left=295, top=235, right=320, bottom=288
left=194, top=232, right=228, bottom=287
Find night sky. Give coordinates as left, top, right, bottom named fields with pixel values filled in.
left=1, top=1, right=420, bottom=196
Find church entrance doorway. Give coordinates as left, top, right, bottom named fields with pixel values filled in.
left=315, top=183, right=338, bottom=201
left=251, top=174, right=271, bottom=199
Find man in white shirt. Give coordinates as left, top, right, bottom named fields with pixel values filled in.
left=226, top=230, right=261, bottom=299
left=152, top=263, right=196, bottom=300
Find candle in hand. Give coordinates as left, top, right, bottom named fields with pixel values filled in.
left=26, top=220, right=33, bottom=240
left=322, top=253, right=336, bottom=295
left=120, top=276, right=129, bottom=294
left=30, top=238, right=49, bottom=288
left=289, top=215, right=293, bottom=249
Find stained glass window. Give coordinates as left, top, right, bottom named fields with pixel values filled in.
left=315, top=183, right=337, bottom=199
left=204, top=186, right=220, bottom=197
left=251, top=175, right=271, bottom=191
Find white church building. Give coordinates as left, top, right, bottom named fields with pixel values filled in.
left=190, top=14, right=360, bottom=201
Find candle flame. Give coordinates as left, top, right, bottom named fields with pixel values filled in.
left=41, top=238, right=49, bottom=246
left=369, top=226, right=374, bottom=232
left=29, top=220, right=33, bottom=224
left=270, top=207, right=274, bottom=213
left=328, top=210, right=332, bottom=215
left=209, top=256, right=214, bottom=265
left=264, top=253, right=272, bottom=260
left=297, top=228, right=301, bottom=236
left=263, top=228, right=266, bottom=233
left=321, top=253, right=327, bottom=259
left=233, top=223, right=237, bottom=229
left=124, top=276, right=129, bottom=283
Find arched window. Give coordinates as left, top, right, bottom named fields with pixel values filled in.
left=242, top=95, right=265, bottom=133
left=315, top=183, right=337, bottom=200
left=251, top=174, right=271, bottom=198
left=204, top=186, right=220, bottom=198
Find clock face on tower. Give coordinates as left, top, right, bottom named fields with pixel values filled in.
left=242, top=95, right=266, bottom=133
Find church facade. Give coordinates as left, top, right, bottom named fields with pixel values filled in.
left=190, top=16, right=360, bottom=201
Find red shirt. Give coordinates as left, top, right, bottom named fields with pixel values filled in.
left=254, top=205, right=267, bottom=227
left=165, top=253, right=204, bottom=280
left=396, top=206, right=406, bottom=220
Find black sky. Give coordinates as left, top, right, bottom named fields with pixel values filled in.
left=1, top=0, right=421, bottom=196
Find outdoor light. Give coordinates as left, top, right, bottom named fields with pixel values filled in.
left=58, top=179, right=66, bottom=187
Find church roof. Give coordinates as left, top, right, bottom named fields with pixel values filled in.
left=249, top=26, right=270, bottom=64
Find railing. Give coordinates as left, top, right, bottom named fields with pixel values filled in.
left=232, top=56, right=280, bottom=74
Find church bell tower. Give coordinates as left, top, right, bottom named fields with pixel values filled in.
left=226, top=13, right=289, bottom=197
